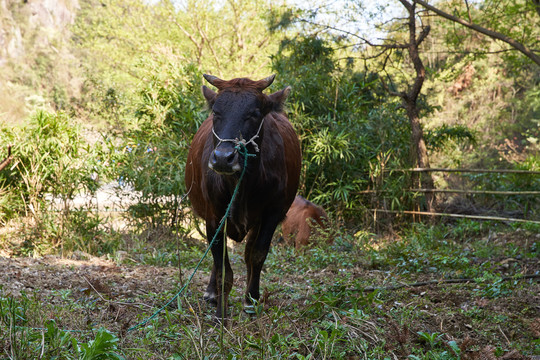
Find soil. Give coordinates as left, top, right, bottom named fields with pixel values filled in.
left=0, top=237, right=539, bottom=358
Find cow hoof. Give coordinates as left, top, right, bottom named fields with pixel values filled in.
left=203, top=291, right=217, bottom=305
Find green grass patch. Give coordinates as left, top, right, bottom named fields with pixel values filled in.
left=0, top=221, right=538, bottom=358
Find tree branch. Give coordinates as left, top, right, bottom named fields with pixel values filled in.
left=298, top=18, right=409, bottom=49
left=195, top=21, right=222, bottom=72
left=416, top=25, right=431, bottom=46
left=0, top=145, right=12, bottom=172
left=465, top=0, right=473, bottom=23
left=414, top=0, right=540, bottom=66
left=171, top=18, right=204, bottom=66
left=380, top=76, right=406, bottom=98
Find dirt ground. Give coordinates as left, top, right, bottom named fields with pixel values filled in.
left=0, top=241, right=539, bottom=358
left=0, top=253, right=180, bottom=299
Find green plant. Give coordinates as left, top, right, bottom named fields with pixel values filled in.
left=76, top=328, right=124, bottom=360
left=425, top=124, right=476, bottom=151
left=312, top=328, right=345, bottom=360
left=0, top=291, right=125, bottom=359
left=417, top=331, right=442, bottom=348
left=33, top=320, right=77, bottom=359
left=113, top=60, right=204, bottom=230
left=0, top=110, right=108, bottom=254
left=474, top=272, right=514, bottom=298
left=271, top=35, right=414, bottom=219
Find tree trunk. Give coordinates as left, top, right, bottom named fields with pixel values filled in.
left=398, top=0, right=437, bottom=213
left=406, top=103, right=436, bottom=212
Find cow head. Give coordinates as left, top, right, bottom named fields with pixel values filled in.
left=202, top=74, right=291, bottom=175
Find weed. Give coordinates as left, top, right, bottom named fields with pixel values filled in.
left=76, top=328, right=124, bottom=360
left=473, top=272, right=514, bottom=298
left=0, top=292, right=124, bottom=359
left=417, top=331, right=442, bottom=348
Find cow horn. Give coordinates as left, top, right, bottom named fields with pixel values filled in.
left=258, top=74, right=276, bottom=90
left=203, top=74, right=222, bottom=88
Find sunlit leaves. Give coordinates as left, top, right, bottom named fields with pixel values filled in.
left=0, top=111, right=101, bottom=215
left=114, top=61, right=204, bottom=226
left=310, top=128, right=353, bottom=166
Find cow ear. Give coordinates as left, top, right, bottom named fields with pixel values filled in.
left=202, top=85, right=217, bottom=104
left=268, top=86, right=291, bottom=111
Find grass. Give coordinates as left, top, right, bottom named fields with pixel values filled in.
left=0, top=218, right=539, bottom=359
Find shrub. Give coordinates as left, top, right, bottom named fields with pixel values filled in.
left=271, top=36, right=414, bottom=219
left=0, top=110, right=106, bottom=253
left=112, top=59, right=205, bottom=229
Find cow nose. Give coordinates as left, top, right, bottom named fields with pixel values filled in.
left=209, top=148, right=241, bottom=174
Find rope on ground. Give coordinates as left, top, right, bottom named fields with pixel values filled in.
left=371, top=209, right=540, bottom=225
left=359, top=273, right=540, bottom=292
left=127, top=143, right=256, bottom=332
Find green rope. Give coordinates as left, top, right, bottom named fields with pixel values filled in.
left=128, top=143, right=256, bottom=332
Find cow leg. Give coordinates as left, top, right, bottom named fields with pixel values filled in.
left=244, top=216, right=280, bottom=308
left=205, top=223, right=234, bottom=321
left=203, top=265, right=218, bottom=305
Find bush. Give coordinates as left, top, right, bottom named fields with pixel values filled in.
left=1, top=110, right=102, bottom=213
left=112, top=59, right=205, bottom=229
left=271, top=36, right=414, bottom=219
left=0, top=110, right=106, bottom=253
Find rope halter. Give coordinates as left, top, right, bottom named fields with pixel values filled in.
left=211, top=118, right=265, bottom=154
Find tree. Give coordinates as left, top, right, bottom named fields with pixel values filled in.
left=73, top=0, right=280, bottom=85
left=381, top=0, right=437, bottom=213
left=73, top=0, right=283, bottom=127
left=279, top=0, right=439, bottom=212
left=414, top=0, right=540, bottom=67
left=170, top=0, right=280, bottom=78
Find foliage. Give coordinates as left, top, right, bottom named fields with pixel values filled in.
left=424, top=124, right=476, bottom=151
left=0, top=110, right=120, bottom=255
left=76, top=327, right=124, bottom=360
left=2, top=0, right=538, bottom=231
left=271, top=35, right=414, bottom=217
left=0, top=294, right=124, bottom=360
left=0, top=110, right=100, bottom=213
left=421, top=1, right=540, bottom=167
left=112, top=59, right=205, bottom=228
left=72, top=0, right=282, bottom=128
left=434, top=0, right=540, bottom=68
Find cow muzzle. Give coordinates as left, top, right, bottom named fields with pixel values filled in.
left=208, top=146, right=241, bottom=175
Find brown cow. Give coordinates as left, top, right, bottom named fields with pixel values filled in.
left=282, top=195, right=328, bottom=249
left=185, top=74, right=301, bottom=321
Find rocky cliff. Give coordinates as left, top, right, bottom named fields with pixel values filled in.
left=1, top=0, right=79, bottom=63
left=0, top=0, right=80, bottom=122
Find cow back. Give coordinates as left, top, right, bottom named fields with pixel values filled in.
left=282, top=196, right=329, bottom=249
